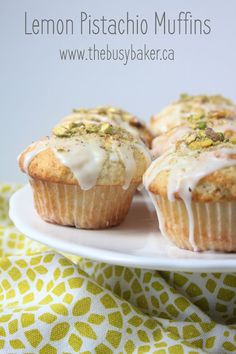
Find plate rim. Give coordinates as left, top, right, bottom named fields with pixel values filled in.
left=9, top=184, right=236, bottom=272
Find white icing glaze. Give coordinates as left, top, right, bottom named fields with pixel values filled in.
left=150, top=193, right=168, bottom=238
left=118, top=121, right=141, bottom=139
left=109, top=152, right=119, bottom=162
left=21, top=132, right=150, bottom=191
left=21, top=140, right=49, bottom=173
left=213, top=121, right=236, bottom=133
left=144, top=151, right=173, bottom=189
left=144, top=147, right=236, bottom=251
left=150, top=104, right=183, bottom=135
left=134, top=143, right=152, bottom=190
left=152, top=126, right=191, bottom=157
left=52, top=136, right=107, bottom=190
left=116, top=145, right=137, bottom=190
left=134, top=143, right=152, bottom=164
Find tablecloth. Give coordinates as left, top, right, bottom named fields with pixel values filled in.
left=0, top=183, right=236, bottom=353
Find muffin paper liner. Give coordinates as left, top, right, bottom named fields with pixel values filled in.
left=30, top=179, right=137, bottom=229
left=153, top=194, right=236, bottom=252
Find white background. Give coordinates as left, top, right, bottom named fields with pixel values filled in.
left=1, top=0, right=236, bottom=182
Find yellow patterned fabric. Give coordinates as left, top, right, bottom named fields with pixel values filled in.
left=1, top=183, right=236, bottom=353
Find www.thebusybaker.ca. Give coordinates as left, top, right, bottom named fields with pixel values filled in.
left=24, top=11, right=211, bottom=36
left=59, top=44, right=175, bottom=65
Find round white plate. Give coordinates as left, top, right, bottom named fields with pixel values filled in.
left=9, top=184, right=236, bottom=272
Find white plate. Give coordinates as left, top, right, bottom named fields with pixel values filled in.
left=9, top=184, right=236, bottom=272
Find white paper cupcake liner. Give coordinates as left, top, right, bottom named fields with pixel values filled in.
left=30, top=179, right=137, bottom=229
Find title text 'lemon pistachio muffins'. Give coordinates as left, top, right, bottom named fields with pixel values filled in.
left=144, top=128, right=236, bottom=252
left=19, top=121, right=151, bottom=229
left=59, top=106, right=153, bottom=148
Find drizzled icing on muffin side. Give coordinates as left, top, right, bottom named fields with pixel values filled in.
left=144, top=130, right=236, bottom=251
left=21, top=140, right=49, bottom=172
left=22, top=121, right=151, bottom=191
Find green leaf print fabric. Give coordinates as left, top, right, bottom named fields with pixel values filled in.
left=0, top=183, right=236, bottom=354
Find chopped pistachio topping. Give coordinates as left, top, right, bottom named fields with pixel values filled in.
left=208, top=109, right=235, bottom=120
left=230, top=136, right=236, bottom=144
left=182, top=128, right=228, bottom=150
left=178, top=93, right=233, bottom=105
left=190, top=109, right=205, bottom=121
left=182, top=108, right=205, bottom=125
left=71, top=106, right=145, bottom=130
left=179, top=107, right=236, bottom=132
left=188, top=138, right=213, bottom=150
left=205, top=127, right=224, bottom=142
left=53, top=122, right=84, bottom=137
left=53, top=121, right=135, bottom=142
left=197, top=121, right=207, bottom=130
left=99, top=122, right=114, bottom=134
left=72, top=108, right=90, bottom=114
left=179, top=93, right=189, bottom=100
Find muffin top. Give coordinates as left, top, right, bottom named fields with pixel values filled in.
left=19, top=121, right=151, bottom=190
left=58, top=106, right=153, bottom=147
left=144, top=128, right=236, bottom=202
left=152, top=108, right=236, bottom=157
left=149, top=93, right=236, bottom=136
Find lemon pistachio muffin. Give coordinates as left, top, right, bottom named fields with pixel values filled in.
left=19, top=121, right=151, bottom=229
left=144, top=128, right=236, bottom=252
left=152, top=108, right=236, bottom=157
left=149, top=93, right=236, bottom=137
left=58, top=106, right=153, bottom=147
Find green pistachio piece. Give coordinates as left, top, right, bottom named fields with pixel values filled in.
left=99, top=123, right=114, bottom=134
left=180, top=93, right=189, bottom=100
left=190, top=108, right=205, bottom=120
left=197, top=121, right=207, bottom=130
left=205, top=127, right=225, bottom=142
left=107, top=107, right=119, bottom=114
left=53, top=126, right=71, bottom=137
left=185, top=133, right=197, bottom=144
left=96, top=107, right=109, bottom=115
left=230, top=136, right=236, bottom=144
left=188, top=138, right=213, bottom=150
left=72, top=108, right=89, bottom=114
left=53, top=121, right=85, bottom=137
left=85, top=125, right=100, bottom=133
left=63, top=122, right=78, bottom=130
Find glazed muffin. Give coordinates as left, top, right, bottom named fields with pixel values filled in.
left=19, top=121, right=151, bottom=229
left=144, top=128, right=236, bottom=252
left=152, top=108, right=236, bottom=157
left=149, top=93, right=236, bottom=137
left=58, top=106, right=153, bottom=147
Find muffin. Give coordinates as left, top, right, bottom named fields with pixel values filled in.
left=152, top=108, right=236, bottom=157
left=144, top=128, right=236, bottom=252
left=19, top=121, right=151, bottom=229
left=149, top=93, right=236, bottom=137
left=58, top=106, right=153, bottom=147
